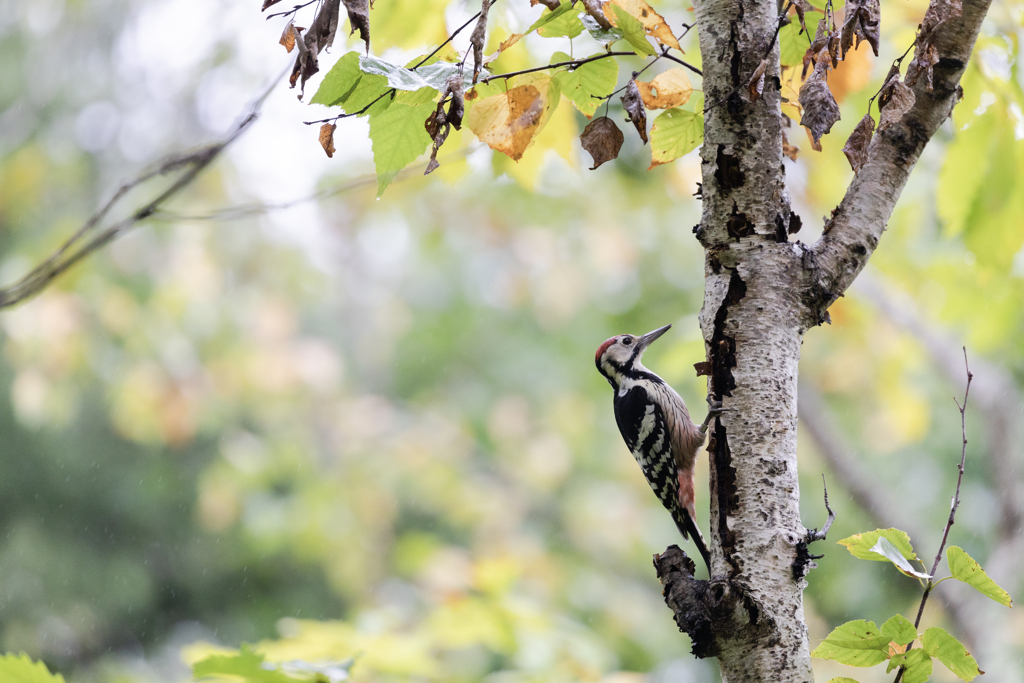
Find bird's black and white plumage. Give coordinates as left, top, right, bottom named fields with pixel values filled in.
left=595, top=324, right=715, bottom=569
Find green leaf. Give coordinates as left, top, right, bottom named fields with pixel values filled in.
left=537, top=8, right=585, bottom=38
left=880, top=614, right=918, bottom=646
left=778, top=15, right=817, bottom=67
left=369, top=101, right=435, bottom=196
left=921, top=627, right=982, bottom=681
left=649, top=107, right=703, bottom=167
left=526, top=2, right=576, bottom=35
left=552, top=52, right=619, bottom=118
left=192, top=646, right=300, bottom=683
left=838, top=528, right=919, bottom=563
left=311, top=52, right=363, bottom=106
left=0, top=653, right=67, bottom=683
left=811, top=620, right=890, bottom=667
left=870, top=537, right=933, bottom=579
left=826, top=679, right=863, bottom=683
left=947, top=546, right=1013, bottom=607
left=581, top=14, right=624, bottom=47
left=611, top=5, right=656, bottom=56
left=886, top=649, right=933, bottom=683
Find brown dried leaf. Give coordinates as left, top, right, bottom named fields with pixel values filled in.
left=580, top=0, right=613, bottom=30
left=446, top=73, right=465, bottom=130
left=603, top=0, right=682, bottom=51
left=842, top=114, right=875, bottom=172
left=581, top=116, right=624, bottom=169
left=799, top=49, right=841, bottom=144
left=804, top=125, right=822, bottom=151
left=840, top=0, right=880, bottom=58
left=280, top=21, right=297, bottom=52
left=262, top=0, right=283, bottom=10
left=877, top=78, right=915, bottom=131
left=876, top=63, right=901, bottom=110
left=802, top=19, right=829, bottom=78
left=470, top=0, right=493, bottom=84
left=319, top=123, right=337, bottom=158
left=424, top=75, right=466, bottom=175
left=790, top=0, right=814, bottom=34
left=747, top=59, right=767, bottom=102
left=341, top=0, right=370, bottom=51
left=906, top=43, right=939, bottom=90
left=782, top=130, right=799, bottom=160
left=531, top=0, right=561, bottom=8
left=621, top=79, right=648, bottom=144
left=636, top=68, right=693, bottom=109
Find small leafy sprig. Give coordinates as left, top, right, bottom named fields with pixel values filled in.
left=812, top=350, right=1013, bottom=683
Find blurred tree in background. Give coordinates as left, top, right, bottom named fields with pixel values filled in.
left=0, top=0, right=1022, bottom=682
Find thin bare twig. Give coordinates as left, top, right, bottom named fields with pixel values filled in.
left=411, top=11, right=482, bottom=70
left=805, top=475, right=835, bottom=543
left=893, top=348, right=973, bottom=683
left=0, top=75, right=281, bottom=310
left=481, top=51, right=637, bottom=83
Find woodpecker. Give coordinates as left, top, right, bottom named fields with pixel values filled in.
left=595, top=324, right=721, bottom=569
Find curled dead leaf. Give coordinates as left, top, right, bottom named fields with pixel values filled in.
left=531, top=0, right=561, bottom=8
left=804, top=125, right=822, bottom=152
left=747, top=59, right=767, bottom=102
left=877, top=78, right=915, bottom=131
left=262, top=0, right=283, bottom=9
left=341, top=0, right=370, bottom=51
left=798, top=48, right=840, bottom=144
left=636, top=68, right=693, bottom=109
left=790, top=0, right=814, bottom=34
left=319, top=122, right=337, bottom=158
left=279, top=21, right=297, bottom=53
left=308, top=0, right=341, bottom=53
left=288, top=26, right=319, bottom=97
left=470, top=0, right=492, bottom=83
left=621, top=79, right=648, bottom=144
left=840, top=0, right=880, bottom=58
left=581, top=116, right=624, bottom=169
left=842, top=114, right=875, bottom=172
left=906, top=43, right=939, bottom=90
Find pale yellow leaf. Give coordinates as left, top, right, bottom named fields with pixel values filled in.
left=636, top=68, right=692, bottom=109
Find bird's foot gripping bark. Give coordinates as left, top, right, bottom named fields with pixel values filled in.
left=698, top=397, right=729, bottom=434
left=654, top=545, right=778, bottom=659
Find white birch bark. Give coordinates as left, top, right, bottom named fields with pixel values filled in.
left=656, top=0, right=996, bottom=679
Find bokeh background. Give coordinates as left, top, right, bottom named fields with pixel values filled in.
left=0, top=0, right=1022, bottom=681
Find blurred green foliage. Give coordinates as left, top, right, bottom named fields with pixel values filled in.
left=1, top=1, right=1024, bottom=683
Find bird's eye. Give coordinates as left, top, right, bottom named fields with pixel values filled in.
left=622, top=337, right=633, bottom=346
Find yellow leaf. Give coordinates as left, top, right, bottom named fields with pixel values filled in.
left=603, top=0, right=681, bottom=51
left=465, top=74, right=560, bottom=162
left=636, top=68, right=692, bottom=109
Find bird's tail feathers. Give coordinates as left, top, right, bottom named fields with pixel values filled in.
left=672, top=505, right=711, bottom=570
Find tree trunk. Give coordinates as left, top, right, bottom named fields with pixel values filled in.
left=655, top=0, right=995, bottom=678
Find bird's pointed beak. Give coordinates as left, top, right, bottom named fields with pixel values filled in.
left=636, top=324, right=672, bottom=352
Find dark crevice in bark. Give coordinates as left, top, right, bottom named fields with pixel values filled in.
left=728, top=22, right=741, bottom=87
left=708, top=267, right=746, bottom=575
left=791, top=541, right=816, bottom=582
left=728, top=205, right=755, bottom=239
left=773, top=214, right=788, bottom=242
left=715, top=145, right=746, bottom=191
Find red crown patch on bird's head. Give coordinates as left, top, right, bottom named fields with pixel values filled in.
left=595, top=337, right=617, bottom=364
